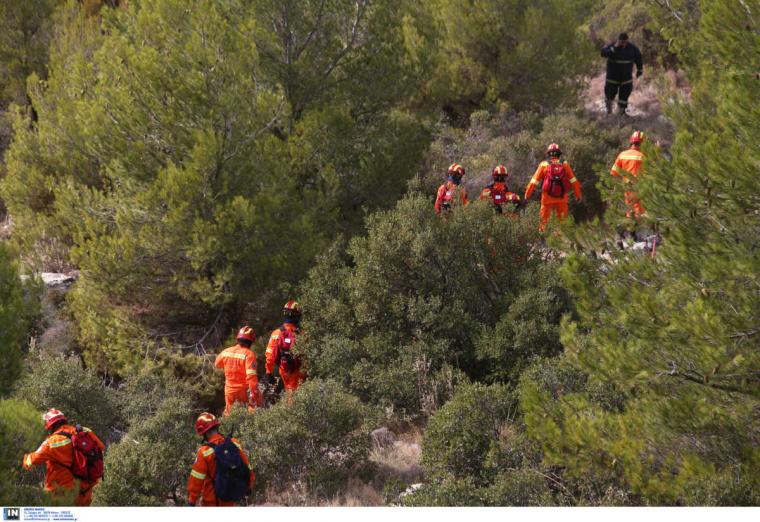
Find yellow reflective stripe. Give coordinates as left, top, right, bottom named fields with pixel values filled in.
left=81, top=427, right=91, bottom=433
left=190, top=470, right=206, bottom=480
left=610, top=59, right=633, bottom=64
left=611, top=165, right=622, bottom=174
left=202, top=448, right=214, bottom=457
left=530, top=179, right=540, bottom=186
left=233, top=441, right=242, bottom=450
left=569, top=177, right=577, bottom=184
left=25, top=454, right=33, bottom=466
left=619, top=154, right=643, bottom=160
left=245, top=370, right=256, bottom=375
left=620, top=79, right=633, bottom=85
left=224, top=353, right=246, bottom=360
left=49, top=439, right=72, bottom=449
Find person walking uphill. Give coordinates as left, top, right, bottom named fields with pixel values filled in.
left=480, top=164, right=521, bottom=214
left=264, top=300, right=305, bottom=396
left=187, top=413, right=254, bottom=506
left=434, top=163, right=469, bottom=213
left=611, top=130, right=647, bottom=218
left=22, top=409, right=105, bottom=506
left=215, top=326, right=263, bottom=415
left=602, top=32, right=643, bottom=115
left=524, top=143, right=582, bottom=232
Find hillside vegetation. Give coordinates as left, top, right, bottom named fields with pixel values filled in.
left=1, top=0, right=758, bottom=507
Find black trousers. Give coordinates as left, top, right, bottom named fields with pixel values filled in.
left=604, top=80, right=633, bottom=108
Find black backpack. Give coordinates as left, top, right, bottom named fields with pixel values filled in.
left=207, top=437, right=250, bottom=502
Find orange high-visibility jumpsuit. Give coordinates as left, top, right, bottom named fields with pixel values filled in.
left=480, top=182, right=521, bottom=214
left=524, top=160, right=582, bottom=232
left=215, top=344, right=262, bottom=415
left=187, top=432, right=254, bottom=506
left=611, top=146, right=646, bottom=218
left=434, top=181, right=469, bottom=213
left=23, top=425, right=105, bottom=506
left=265, top=323, right=305, bottom=393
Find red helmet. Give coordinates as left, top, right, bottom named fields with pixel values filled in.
left=447, top=163, right=465, bottom=177
left=195, top=412, right=220, bottom=436
left=236, top=326, right=256, bottom=343
left=630, top=130, right=645, bottom=144
left=546, top=143, right=561, bottom=156
left=492, top=165, right=508, bottom=179
left=43, top=409, right=66, bottom=430
left=283, top=300, right=302, bottom=318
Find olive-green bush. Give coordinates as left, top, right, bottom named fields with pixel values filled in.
left=300, top=193, right=571, bottom=413
left=0, top=399, right=55, bottom=505
left=92, top=397, right=195, bottom=506
left=15, top=354, right=120, bottom=436
left=419, top=383, right=516, bottom=484
left=222, top=379, right=376, bottom=502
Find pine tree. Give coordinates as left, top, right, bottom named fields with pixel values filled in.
left=522, top=0, right=760, bottom=504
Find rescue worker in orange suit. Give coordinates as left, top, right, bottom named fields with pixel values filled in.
left=264, top=300, right=305, bottom=395
left=187, top=413, right=254, bottom=507
left=434, top=163, right=469, bottom=213
left=480, top=164, right=521, bottom=214
left=22, top=409, right=105, bottom=506
left=524, top=143, right=582, bottom=232
left=215, top=326, right=262, bottom=415
left=611, top=130, right=646, bottom=218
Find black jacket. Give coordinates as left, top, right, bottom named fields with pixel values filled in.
left=601, top=42, right=643, bottom=82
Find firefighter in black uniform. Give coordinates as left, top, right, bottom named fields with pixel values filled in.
left=601, top=32, right=643, bottom=115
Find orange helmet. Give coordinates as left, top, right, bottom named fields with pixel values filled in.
left=195, top=412, right=220, bottom=436
left=447, top=163, right=465, bottom=177
left=546, top=143, right=561, bottom=156
left=236, top=325, right=256, bottom=343
left=43, top=409, right=66, bottom=430
left=283, top=300, right=302, bottom=319
left=492, top=165, right=508, bottom=179
left=630, top=130, right=645, bottom=144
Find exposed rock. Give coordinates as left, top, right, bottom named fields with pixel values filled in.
left=371, top=427, right=396, bottom=449
left=398, top=483, right=423, bottom=500
left=21, top=271, right=79, bottom=289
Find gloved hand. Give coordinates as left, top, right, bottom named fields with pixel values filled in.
left=636, top=70, right=643, bottom=78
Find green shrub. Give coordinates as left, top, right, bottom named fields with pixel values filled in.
left=0, top=399, right=53, bottom=505
left=0, top=243, right=41, bottom=397
left=300, top=193, right=571, bottom=413
left=92, top=397, right=195, bottom=506
left=483, top=469, right=554, bottom=506
left=15, top=354, right=120, bottom=436
left=420, top=383, right=516, bottom=484
left=117, top=366, right=196, bottom=428
left=223, top=379, right=375, bottom=501
left=401, top=477, right=487, bottom=506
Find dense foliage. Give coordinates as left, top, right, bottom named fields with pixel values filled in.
left=222, top=379, right=375, bottom=501
left=92, top=397, right=196, bottom=506
left=0, top=243, right=40, bottom=397
left=0, top=0, right=757, bottom=508
left=524, top=0, right=760, bottom=505
left=300, top=195, right=573, bottom=413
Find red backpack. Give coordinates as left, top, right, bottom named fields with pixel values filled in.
left=542, top=162, right=570, bottom=198
left=58, top=426, right=104, bottom=482
left=489, top=183, right=509, bottom=206
left=277, top=326, right=301, bottom=373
